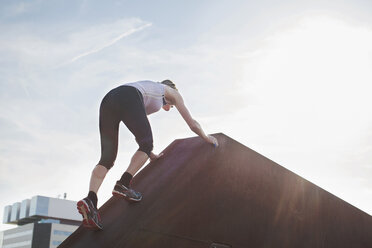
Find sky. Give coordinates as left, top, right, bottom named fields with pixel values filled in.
left=1, top=0, right=372, bottom=231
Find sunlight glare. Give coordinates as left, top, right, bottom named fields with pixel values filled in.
left=242, top=15, right=372, bottom=139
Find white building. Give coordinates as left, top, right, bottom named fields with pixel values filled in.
left=1, top=196, right=81, bottom=248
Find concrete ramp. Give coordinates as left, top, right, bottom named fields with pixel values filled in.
left=60, top=133, right=372, bottom=248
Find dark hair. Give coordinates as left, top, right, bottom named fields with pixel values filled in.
left=161, top=79, right=177, bottom=90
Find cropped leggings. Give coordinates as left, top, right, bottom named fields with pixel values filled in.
left=98, top=85, right=153, bottom=170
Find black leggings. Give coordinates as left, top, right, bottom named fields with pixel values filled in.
left=98, top=86, right=153, bottom=169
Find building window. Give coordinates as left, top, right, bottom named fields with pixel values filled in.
left=3, top=230, right=32, bottom=240
left=52, top=240, right=63, bottom=246
left=53, top=230, right=73, bottom=236
left=2, top=240, right=32, bottom=248
left=39, top=219, right=60, bottom=224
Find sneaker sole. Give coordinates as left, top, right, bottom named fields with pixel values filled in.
left=112, top=190, right=142, bottom=202
left=77, top=200, right=103, bottom=230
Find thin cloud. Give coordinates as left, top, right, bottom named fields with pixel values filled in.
left=1, top=0, right=40, bottom=17
left=69, top=23, right=152, bottom=63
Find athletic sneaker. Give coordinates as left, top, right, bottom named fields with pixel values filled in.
left=112, top=181, right=143, bottom=202
left=77, top=197, right=103, bottom=230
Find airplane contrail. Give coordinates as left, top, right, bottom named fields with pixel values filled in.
left=69, top=23, right=152, bottom=63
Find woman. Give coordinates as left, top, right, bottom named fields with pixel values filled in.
left=77, top=80, right=218, bottom=230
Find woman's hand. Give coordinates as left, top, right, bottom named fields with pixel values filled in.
left=150, top=152, right=164, bottom=162
left=205, top=135, right=219, bottom=147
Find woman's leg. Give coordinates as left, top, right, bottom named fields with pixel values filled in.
left=126, top=150, right=150, bottom=176
left=92, top=99, right=120, bottom=190
left=77, top=89, right=121, bottom=230
left=120, top=88, right=154, bottom=178
left=112, top=87, right=153, bottom=201
left=89, top=165, right=109, bottom=193
left=86, top=92, right=120, bottom=204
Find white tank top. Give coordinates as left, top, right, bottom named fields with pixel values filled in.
left=125, top=80, right=165, bottom=115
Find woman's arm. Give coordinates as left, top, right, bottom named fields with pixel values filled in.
left=166, top=88, right=218, bottom=146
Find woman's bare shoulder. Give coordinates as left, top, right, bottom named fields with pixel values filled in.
left=164, top=86, right=182, bottom=102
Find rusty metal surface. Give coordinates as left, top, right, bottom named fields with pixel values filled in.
left=60, top=133, right=372, bottom=248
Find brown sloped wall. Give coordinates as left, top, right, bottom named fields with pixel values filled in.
left=60, top=133, right=372, bottom=248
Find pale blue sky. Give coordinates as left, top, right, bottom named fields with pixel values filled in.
left=1, top=0, right=372, bottom=230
